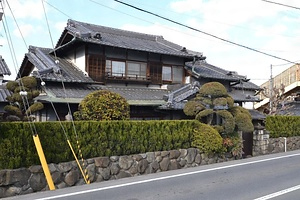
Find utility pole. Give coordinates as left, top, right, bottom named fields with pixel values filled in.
left=269, top=64, right=273, bottom=113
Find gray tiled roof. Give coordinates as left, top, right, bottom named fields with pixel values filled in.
left=185, top=60, right=259, bottom=90
left=233, top=81, right=261, bottom=90
left=26, top=46, right=94, bottom=83
left=185, top=61, right=243, bottom=81
left=248, top=109, right=266, bottom=120
left=0, top=87, right=11, bottom=102
left=0, top=56, right=11, bottom=75
left=277, top=101, right=300, bottom=116
left=38, top=85, right=168, bottom=105
left=56, top=19, right=201, bottom=58
left=228, top=90, right=260, bottom=102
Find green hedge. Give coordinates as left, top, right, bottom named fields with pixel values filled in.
left=266, top=116, right=300, bottom=138
left=0, top=120, right=200, bottom=169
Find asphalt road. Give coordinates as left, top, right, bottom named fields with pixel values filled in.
left=4, top=150, right=300, bottom=200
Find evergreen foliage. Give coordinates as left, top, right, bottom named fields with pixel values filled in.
left=74, top=90, right=130, bottom=121
left=0, top=120, right=201, bottom=169
left=192, top=123, right=223, bottom=153
left=266, top=116, right=300, bottom=138
left=183, top=82, right=254, bottom=136
left=3, top=76, right=43, bottom=121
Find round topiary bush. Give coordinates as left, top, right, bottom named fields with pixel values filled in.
left=183, top=101, right=205, bottom=117
left=213, top=97, right=228, bottom=107
left=216, top=110, right=235, bottom=134
left=75, top=90, right=130, bottom=121
left=199, top=82, right=228, bottom=98
left=226, top=96, right=234, bottom=108
left=195, top=109, right=214, bottom=122
left=192, top=122, right=223, bottom=153
left=235, top=113, right=254, bottom=132
left=230, top=106, right=254, bottom=132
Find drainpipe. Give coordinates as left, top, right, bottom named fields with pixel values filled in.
left=191, top=55, right=206, bottom=77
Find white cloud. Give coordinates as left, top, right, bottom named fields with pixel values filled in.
left=55, top=21, right=67, bottom=33
left=4, top=0, right=45, bottom=20
left=13, top=24, right=34, bottom=38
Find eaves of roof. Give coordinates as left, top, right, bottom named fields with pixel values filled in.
left=55, top=19, right=201, bottom=59
left=38, top=85, right=168, bottom=106
left=24, top=46, right=94, bottom=84
left=0, top=56, right=11, bottom=76
left=0, top=88, right=11, bottom=102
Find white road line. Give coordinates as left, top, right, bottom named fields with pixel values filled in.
left=36, top=152, right=300, bottom=200
left=254, top=185, right=300, bottom=200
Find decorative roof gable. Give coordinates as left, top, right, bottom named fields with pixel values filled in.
left=21, top=46, right=94, bottom=83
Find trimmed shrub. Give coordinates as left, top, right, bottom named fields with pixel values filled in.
left=226, top=96, right=234, bottom=108
left=230, top=106, right=254, bottom=132
left=266, top=116, right=300, bottom=138
left=0, top=120, right=199, bottom=169
left=213, top=97, right=228, bottom=107
left=75, top=90, right=130, bottom=121
left=234, top=113, right=254, bottom=132
left=195, top=109, right=214, bottom=123
left=192, top=123, right=223, bottom=153
left=198, top=82, right=228, bottom=98
left=183, top=101, right=205, bottom=117
left=216, top=110, right=235, bottom=135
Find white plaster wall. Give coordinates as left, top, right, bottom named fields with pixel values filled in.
left=66, top=46, right=87, bottom=74
left=75, top=46, right=86, bottom=73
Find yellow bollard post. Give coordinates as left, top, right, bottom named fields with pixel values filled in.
left=33, top=134, right=55, bottom=191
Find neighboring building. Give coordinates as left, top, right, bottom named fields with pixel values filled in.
left=255, top=63, right=300, bottom=115
left=0, top=56, right=11, bottom=118
left=17, top=19, right=260, bottom=121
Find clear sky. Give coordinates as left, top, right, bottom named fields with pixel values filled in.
left=1, top=0, right=299, bottom=85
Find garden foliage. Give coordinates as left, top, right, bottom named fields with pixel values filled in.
left=74, top=90, right=130, bottom=121
left=4, top=76, right=43, bottom=121
left=266, top=116, right=300, bottom=138
left=0, top=120, right=223, bottom=169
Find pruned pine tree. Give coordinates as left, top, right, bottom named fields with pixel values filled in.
left=4, top=76, right=43, bottom=121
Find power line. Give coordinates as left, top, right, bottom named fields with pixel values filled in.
left=261, top=0, right=300, bottom=10
left=113, top=0, right=296, bottom=64
left=43, top=0, right=72, bottom=18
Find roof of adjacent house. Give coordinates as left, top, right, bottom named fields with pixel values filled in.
left=0, top=56, right=11, bottom=76
left=37, top=84, right=168, bottom=106
left=55, top=19, right=201, bottom=58
left=0, top=85, right=11, bottom=103
left=22, top=46, right=94, bottom=83
left=185, top=60, right=260, bottom=90
left=248, top=109, right=266, bottom=120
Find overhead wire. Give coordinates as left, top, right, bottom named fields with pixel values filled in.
left=43, top=0, right=72, bottom=19
left=261, top=0, right=300, bottom=10
left=41, top=0, right=90, bottom=184
left=87, top=0, right=219, bottom=44
left=3, top=0, right=38, bottom=135
left=112, top=0, right=296, bottom=64
left=124, top=0, right=298, bottom=40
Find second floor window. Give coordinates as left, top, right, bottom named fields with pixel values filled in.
left=127, top=62, right=147, bottom=79
left=106, top=60, right=147, bottom=79
left=106, top=60, right=126, bottom=77
left=162, top=65, right=183, bottom=83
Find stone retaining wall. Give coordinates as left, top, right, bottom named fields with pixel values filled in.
left=253, top=130, right=300, bottom=155
left=0, top=148, right=234, bottom=198
left=268, top=136, right=300, bottom=153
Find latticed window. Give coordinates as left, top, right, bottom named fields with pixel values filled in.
left=88, top=55, right=105, bottom=82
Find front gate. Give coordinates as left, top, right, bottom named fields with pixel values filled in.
left=242, top=132, right=253, bottom=157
